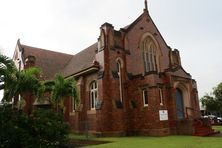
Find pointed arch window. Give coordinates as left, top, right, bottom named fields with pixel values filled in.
left=90, top=81, right=97, bottom=110
left=143, top=37, right=158, bottom=72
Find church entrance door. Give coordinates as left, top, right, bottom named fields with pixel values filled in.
left=176, top=88, right=185, bottom=119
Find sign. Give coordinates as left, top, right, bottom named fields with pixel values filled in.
left=159, top=110, right=168, bottom=121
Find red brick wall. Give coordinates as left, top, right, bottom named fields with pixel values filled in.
left=126, top=13, right=170, bottom=75
left=68, top=11, right=200, bottom=136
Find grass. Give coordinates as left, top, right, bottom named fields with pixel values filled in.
left=70, top=126, right=222, bottom=148
left=213, top=125, right=222, bottom=132
left=87, top=136, right=222, bottom=148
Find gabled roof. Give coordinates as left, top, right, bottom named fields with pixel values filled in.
left=17, top=40, right=98, bottom=80
left=61, top=43, right=97, bottom=77
left=121, top=10, right=169, bottom=47
left=121, top=13, right=144, bottom=32
left=20, top=44, right=73, bottom=80
left=16, top=6, right=170, bottom=80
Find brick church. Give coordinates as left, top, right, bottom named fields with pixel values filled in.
left=13, top=1, right=201, bottom=136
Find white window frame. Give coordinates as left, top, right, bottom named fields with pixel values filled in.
left=142, top=89, right=148, bottom=107
left=90, top=81, right=97, bottom=110
left=159, top=88, right=163, bottom=106
left=117, top=60, right=123, bottom=102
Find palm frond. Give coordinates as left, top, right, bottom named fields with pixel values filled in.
left=0, top=54, right=16, bottom=72
left=24, top=67, right=41, bottom=76
left=52, top=74, right=79, bottom=109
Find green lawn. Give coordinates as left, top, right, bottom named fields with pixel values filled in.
left=213, top=126, right=222, bottom=132
left=88, top=136, right=222, bottom=148
left=70, top=126, right=222, bottom=148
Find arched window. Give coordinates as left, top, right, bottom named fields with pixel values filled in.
left=143, top=36, right=158, bottom=72
left=142, top=88, right=148, bottom=106
left=117, top=60, right=123, bottom=102
left=90, top=81, right=97, bottom=109
left=176, top=88, right=185, bottom=119
left=159, top=88, right=163, bottom=106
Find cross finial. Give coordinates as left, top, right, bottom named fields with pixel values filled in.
left=144, top=0, right=148, bottom=11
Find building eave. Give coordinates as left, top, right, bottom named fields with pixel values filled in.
left=66, top=65, right=100, bottom=79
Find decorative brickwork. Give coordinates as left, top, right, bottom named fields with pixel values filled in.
left=13, top=2, right=200, bottom=136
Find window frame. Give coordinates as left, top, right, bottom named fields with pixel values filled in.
left=90, top=81, right=98, bottom=110
left=117, top=60, right=123, bottom=102
left=142, top=88, right=148, bottom=107
left=143, top=36, right=158, bottom=73
left=159, top=88, right=164, bottom=106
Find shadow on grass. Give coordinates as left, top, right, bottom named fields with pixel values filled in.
left=68, top=133, right=111, bottom=147
left=68, top=139, right=110, bottom=148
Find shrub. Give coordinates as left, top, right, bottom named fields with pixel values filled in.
left=0, top=105, right=69, bottom=148
left=0, top=104, right=35, bottom=148
left=31, top=108, right=70, bottom=147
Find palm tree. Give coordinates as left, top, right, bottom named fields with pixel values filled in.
left=52, top=74, right=79, bottom=113
left=0, top=54, right=18, bottom=102
left=0, top=54, right=41, bottom=113
left=35, top=80, right=55, bottom=107
left=1, top=54, right=79, bottom=115
left=15, top=68, right=41, bottom=114
left=16, top=67, right=41, bottom=95
left=0, top=54, right=16, bottom=77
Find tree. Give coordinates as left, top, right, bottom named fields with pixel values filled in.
left=201, top=82, right=222, bottom=112
left=36, top=80, right=55, bottom=104
left=0, top=54, right=71, bottom=147
left=0, top=54, right=41, bottom=101
left=3, top=66, right=41, bottom=106
left=16, top=67, right=41, bottom=95
left=0, top=54, right=18, bottom=101
left=0, top=104, right=70, bottom=147
left=0, top=104, right=35, bottom=147
left=31, top=108, right=69, bottom=147
left=52, top=74, right=79, bottom=112
left=0, top=54, right=15, bottom=78
left=16, top=68, right=42, bottom=114
left=0, top=53, right=42, bottom=114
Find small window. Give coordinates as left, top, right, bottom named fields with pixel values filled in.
left=159, top=88, right=163, bottom=105
left=90, top=81, right=97, bottom=109
left=142, top=89, right=148, bottom=106
left=117, top=60, right=123, bottom=102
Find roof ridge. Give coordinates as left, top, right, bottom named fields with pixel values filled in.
left=21, top=44, right=73, bottom=56
left=73, top=42, right=97, bottom=56
left=120, top=12, right=144, bottom=32
left=61, top=42, right=97, bottom=77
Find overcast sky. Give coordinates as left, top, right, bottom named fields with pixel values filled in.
left=0, top=0, right=222, bottom=98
